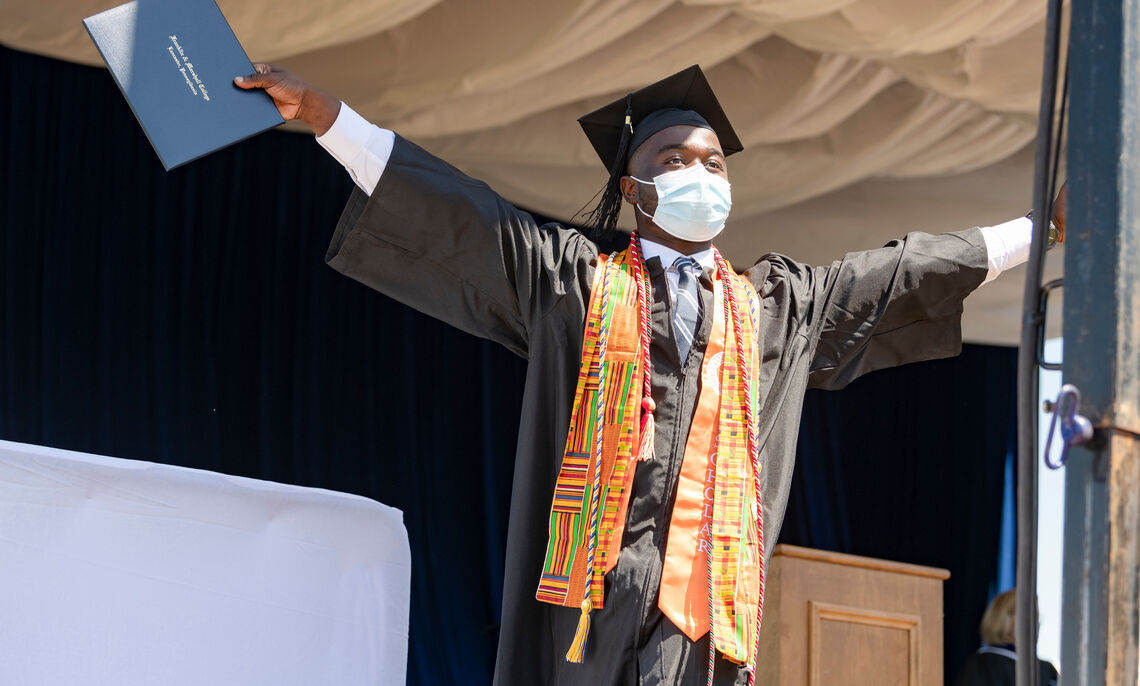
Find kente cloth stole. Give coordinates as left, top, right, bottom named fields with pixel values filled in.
left=536, top=240, right=765, bottom=668
left=536, top=250, right=643, bottom=612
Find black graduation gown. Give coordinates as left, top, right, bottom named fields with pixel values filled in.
left=325, top=136, right=990, bottom=685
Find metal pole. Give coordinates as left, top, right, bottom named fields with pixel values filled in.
left=1017, top=0, right=1065, bottom=682
left=1061, top=0, right=1140, bottom=683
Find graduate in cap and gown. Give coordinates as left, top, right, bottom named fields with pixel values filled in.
left=236, top=64, right=1066, bottom=685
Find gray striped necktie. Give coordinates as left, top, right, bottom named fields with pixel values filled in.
left=672, top=256, right=702, bottom=361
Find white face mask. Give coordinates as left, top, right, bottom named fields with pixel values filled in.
left=632, top=164, right=732, bottom=242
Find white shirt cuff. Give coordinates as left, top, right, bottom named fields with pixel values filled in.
left=315, top=102, right=394, bottom=196
left=978, top=216, right=1033, bottom=285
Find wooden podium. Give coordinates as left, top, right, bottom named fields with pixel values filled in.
left=755, top=545, right=950, bottom=686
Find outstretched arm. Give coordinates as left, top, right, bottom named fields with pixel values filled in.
left=760, top=184, right=1068, bottom=390
left=232, top=64, right=596, bottom=357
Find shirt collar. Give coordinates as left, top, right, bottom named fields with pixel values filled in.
left=978, top=644, right=1018, bottom=661
left=639, top=237, right=716, bottom=274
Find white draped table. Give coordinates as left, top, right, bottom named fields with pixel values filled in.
left=0, top=439, right=410, bottom=685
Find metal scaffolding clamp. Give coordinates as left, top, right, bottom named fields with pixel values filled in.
left=1043, top=384, right=1094, bottom=470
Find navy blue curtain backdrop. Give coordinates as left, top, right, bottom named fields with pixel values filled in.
left=1, top=44, right=1013, bottom=685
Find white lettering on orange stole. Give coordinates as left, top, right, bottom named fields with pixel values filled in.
left=697, top=452, right=716, bottom=554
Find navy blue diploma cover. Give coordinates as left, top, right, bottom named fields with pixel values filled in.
left=84, top=0, right=284, bottom=170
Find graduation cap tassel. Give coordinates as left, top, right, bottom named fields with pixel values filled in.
left=583, top=96, right=635, bottom=236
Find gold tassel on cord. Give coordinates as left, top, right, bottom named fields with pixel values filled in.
left=564, top=597, right=594, bottom=663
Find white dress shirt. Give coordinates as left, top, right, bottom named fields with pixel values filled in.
left=316, top=102, right=1032, bottom=293
left=638, top=242, right=715, bottom=312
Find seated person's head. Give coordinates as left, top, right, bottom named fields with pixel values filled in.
left=981, top=589, right=1040, bottom=646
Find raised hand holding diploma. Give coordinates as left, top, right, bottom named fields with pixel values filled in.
left=234, top=64, right=340, bottom=137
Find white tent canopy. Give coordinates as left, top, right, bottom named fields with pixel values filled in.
left=1, top=0, right=1065, bottom=343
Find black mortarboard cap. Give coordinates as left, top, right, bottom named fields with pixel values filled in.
left=576, top=65, right=742, bottom=235
left=578, top=65, right=743, bottom=169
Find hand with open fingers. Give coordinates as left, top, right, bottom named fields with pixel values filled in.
left=234, top=63, right=340, bottom=136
